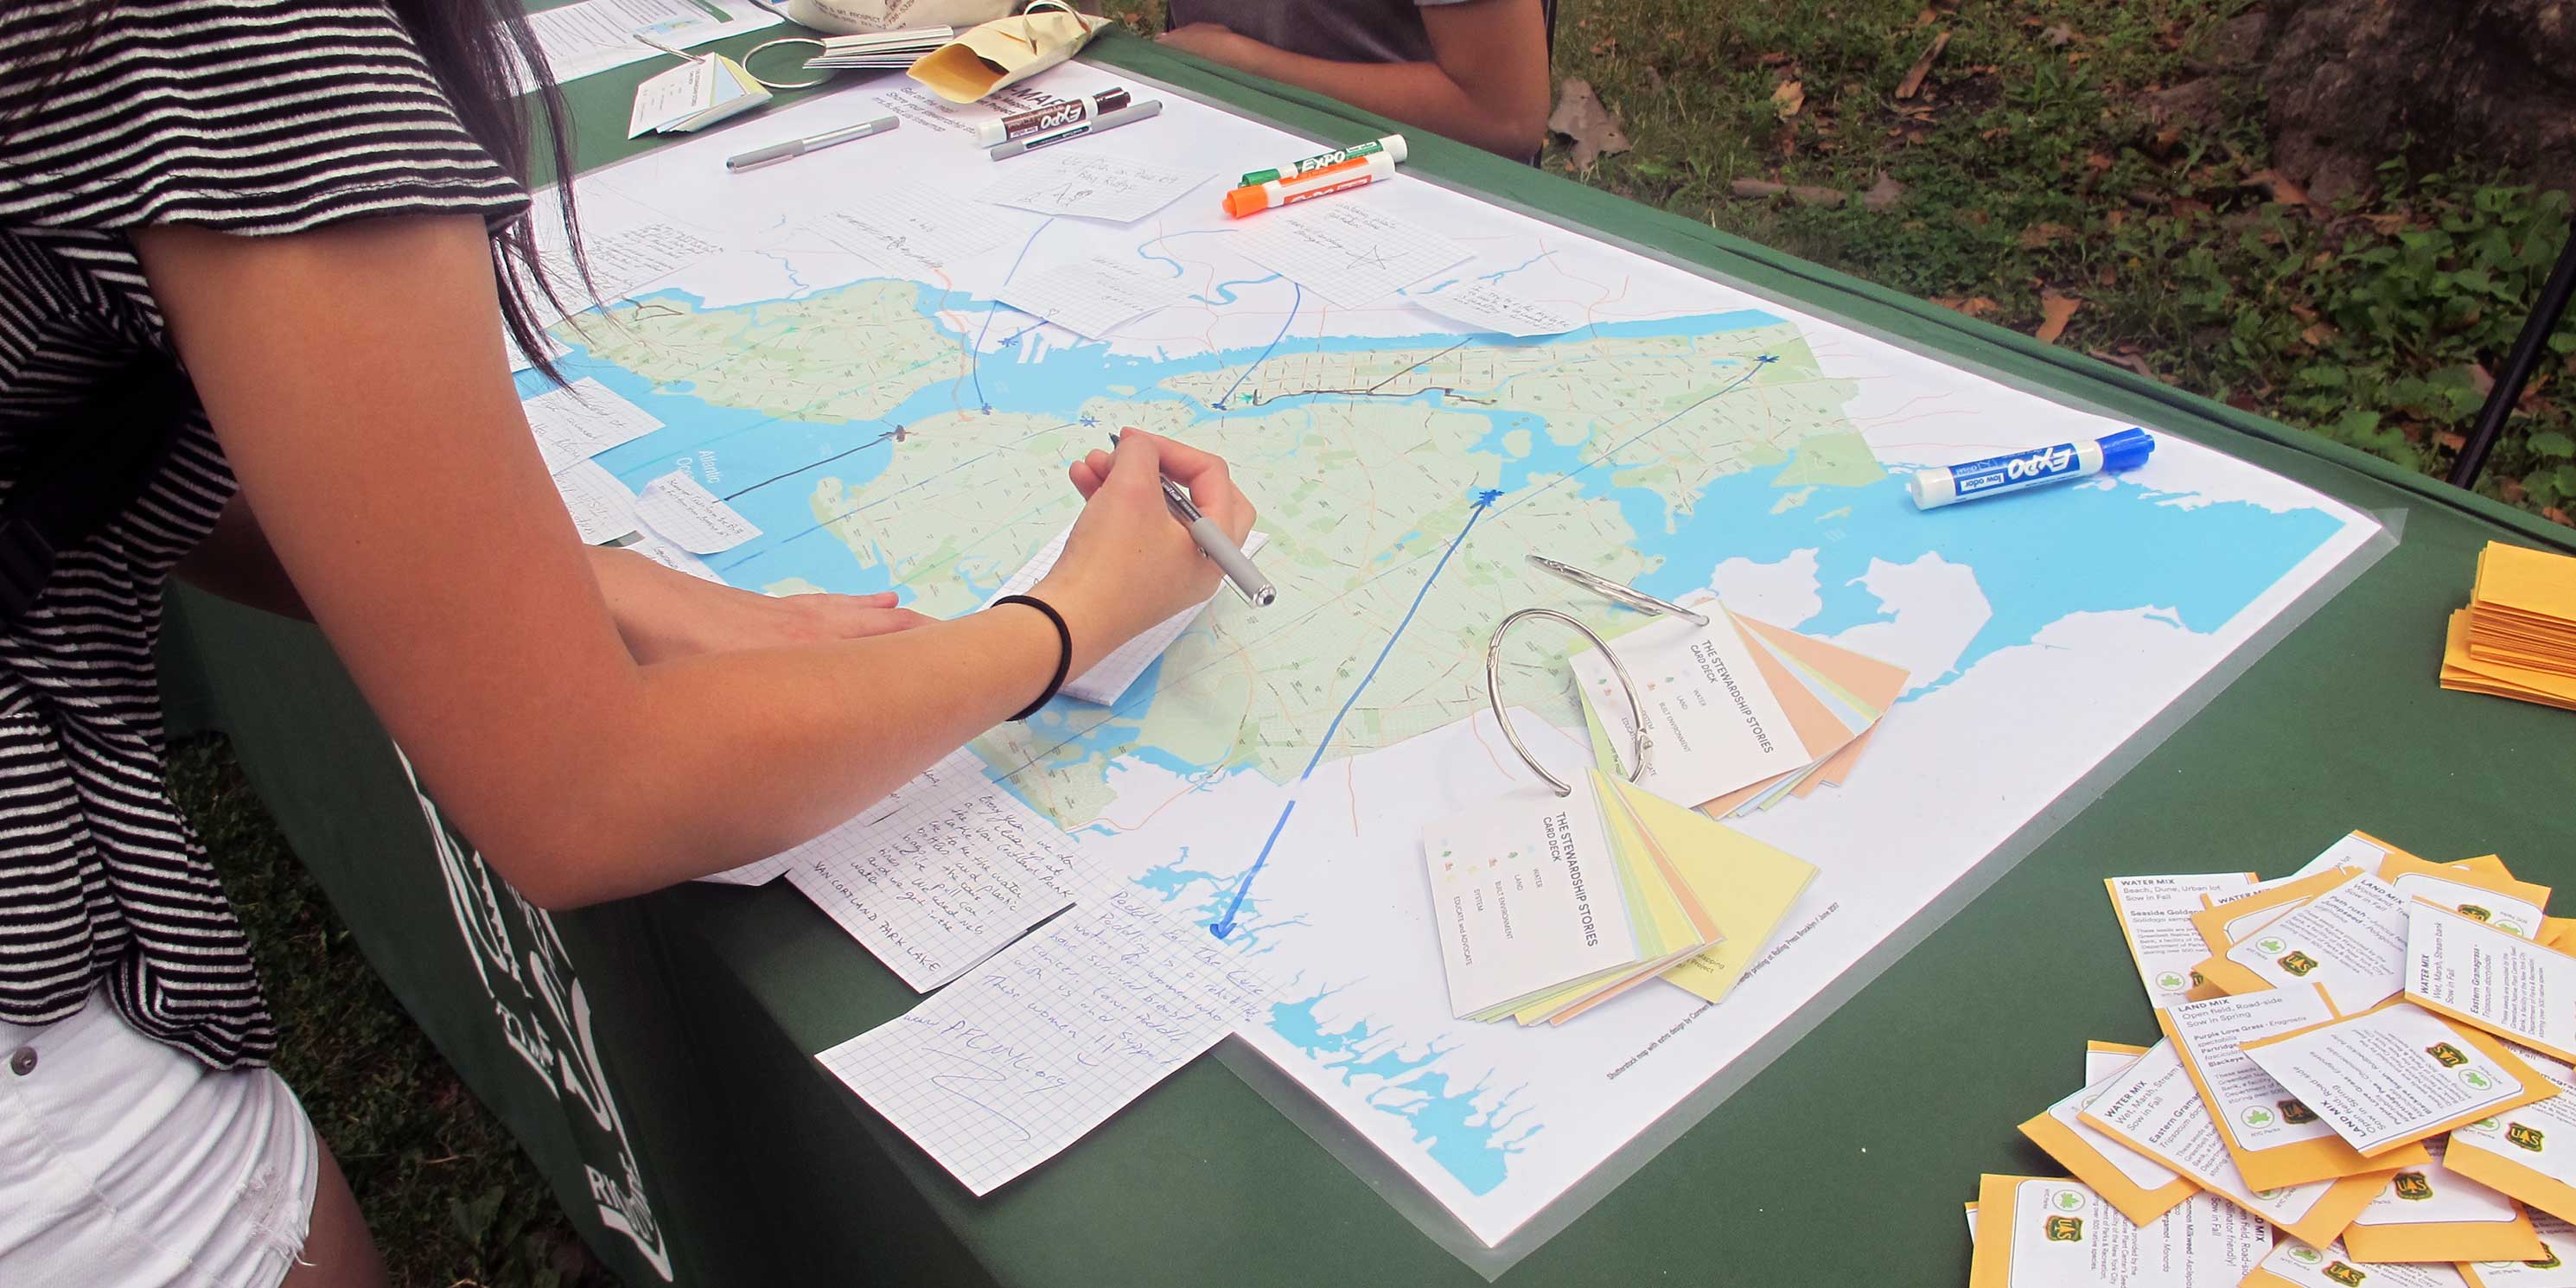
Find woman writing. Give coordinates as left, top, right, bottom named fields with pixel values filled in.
left=0, top=2, right=1254, bottom=1283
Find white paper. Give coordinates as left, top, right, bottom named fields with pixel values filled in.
left=2408, top=902, right=2576, bottom=1059
left=2082, top=1039, right=2345, bottom=1230
left=2470, top=1210, right=2576, bottom=1285
left=1421, top=778, right=1639, bottom=1018
left=2394, top=872, right=2547, bottom=940
left=2296, top=830, right=2405, bottom=879
left=2246, top=1003, right=2530, bottom=1155
left=2224, top=871, right=2410, bottom=1011
left=808, top=192, right=1030, bottom=279
left=636, top=471, right=761, bottom=554
left=1569, top=610, right=1811, bottom=809
left=2108, top=872, right=2255, bottom=1006
left=1228, top=201, right=1470, bottom=307
left=2087, top=1045, right=2142, bottom=1084
left=981, top=527, right=1272, bottom=705
left=628, top=59, right=714, bottom=138
left=975, top=154, right=1212, bottom=224
left=1989, top=1178, right=2269, bottom=1287
left=815, top=869, right=1272, bottom=1196
left=777, top=749, right=1084, bottom=989
left=998, top=256, right=1190, bottom=339
left=2257, top=1240, right=2467, bottom=1288
left=552, top=460, right=641, bottom=545
left=1410, top=279, right=1582, bottom=337
left=522, top=378, right=664, bottom=475
left=523, top=0, right=781, bottom=85
left=624, top=529, right=724, bottom=584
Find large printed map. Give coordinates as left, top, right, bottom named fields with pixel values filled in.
left=524, top=60, right=2382, bottom=1251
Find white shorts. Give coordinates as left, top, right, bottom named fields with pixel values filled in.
left=0, top=989, right=318, bottom=1288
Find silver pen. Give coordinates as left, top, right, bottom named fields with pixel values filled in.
left=1110, top=436, right=1274, bottom=608
left=989, top=99, right=1163, bottom=160
left=1526, top=555, right=1710, bottom=626
left=724, top=114, right=901, bottom=172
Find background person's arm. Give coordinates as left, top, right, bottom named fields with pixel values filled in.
left=1159, top=0, right=1550, bottom=159
left=137, top=214, right=1253, bottom=909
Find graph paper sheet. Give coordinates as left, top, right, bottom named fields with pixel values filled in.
left=758, top=750, right=1084, bottom=988
left=974, top=153, right=1211, bottom=225
left=983, top=528, right=1270, bottom=705
left=817, top=872, right=1273, bottom=1196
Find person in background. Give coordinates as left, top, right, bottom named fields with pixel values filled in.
left=1157, top=0, right=1552, bottom=160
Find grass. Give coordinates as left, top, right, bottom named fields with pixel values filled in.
left=167, top=5, right=2576, bottom=1286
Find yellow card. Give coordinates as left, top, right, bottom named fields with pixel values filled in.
left=1631, top=786, right=1817, bottom=1007
left=2159, top=986, right=2428, bottom=1189
left=2241, top=1001, right=2554, bottom=1159
left=1967, top=1174, right=2271, bottom=1288
left=2477, top=542, right=2576, bottom=622
left=2341, top=1138, right=2546, bottom=1265
left=2448, top=1051, right=2576, bottom=1227
left=2080, top=1038, right=2394, bottom=1245
left=2018, top=1044, right=2200, bottom=1225
left=2196, top=871, right=2410, bottom=1013
left=2458, top=1209, right=2576, bottom=1287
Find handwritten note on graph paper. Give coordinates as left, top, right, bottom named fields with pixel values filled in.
left=550, top=460, right=640, bottom=545
left=773, top=749, right=1086, bottom=989
left=996, top=255, right=1191, bottom=340
left=635, top=472, right=760, bottom=554
left=817, top=878, right=1273, bottom=1195
left=1227, top=201, right=1469, bottom=308
left=1410, top=278, right=1583, bottom=337
left=982, top=526, right=1272, bottom=705
left=973, top=154, right=1211, bottom=224
left=808, top=192, right=1028, bottom=278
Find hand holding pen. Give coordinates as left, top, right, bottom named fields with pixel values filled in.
left=1031, top=430, right=1266, bottom=671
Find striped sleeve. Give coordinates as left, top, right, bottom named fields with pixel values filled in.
left=0, top=0, right=528, bottom=235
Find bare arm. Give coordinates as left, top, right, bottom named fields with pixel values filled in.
left=137, top=214, right=1252, bottom=909
left=1160, top=0, right=1550, bottom=158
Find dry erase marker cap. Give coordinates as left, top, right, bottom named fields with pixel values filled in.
left=1221, top=184, right=1268, bottom=218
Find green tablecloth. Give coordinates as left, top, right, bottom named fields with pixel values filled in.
left=160, top=24, right=2576, bottom=1288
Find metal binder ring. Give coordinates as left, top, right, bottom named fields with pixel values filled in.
left=743, top=35, right=831, bottom=90
left=1484, top=608, right=1650, bottom=798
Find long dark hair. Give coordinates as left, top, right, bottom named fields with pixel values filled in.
left=14, top=0, right=590, bottom=382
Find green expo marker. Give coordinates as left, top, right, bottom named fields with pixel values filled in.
left=1239, top=134, right=1410, bottom=187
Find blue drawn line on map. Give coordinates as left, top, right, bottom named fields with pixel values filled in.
left=1212, top=284, right=1302, bottom=411
left=1134, top=227, right=1232, bottom=278
left=1193, top=272, right=1280, bottom=307
left=1209, top=489, right=1497, bottom=940
left=1477, top=251, right=1556, bottom=282
left=1492, top=354, right=1775, bottom=520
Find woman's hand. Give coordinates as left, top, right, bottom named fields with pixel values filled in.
left=586, top=545, right=930, bottom=664
left=1157, top=22, right=1253, bottom=63
left=1030, top=429, right=1255, bottom=674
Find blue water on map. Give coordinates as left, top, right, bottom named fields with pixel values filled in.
left=536, top=274, right=2350, bottom=1198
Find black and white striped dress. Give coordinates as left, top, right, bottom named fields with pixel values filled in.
left=0, top=0, right=528, bottom=1068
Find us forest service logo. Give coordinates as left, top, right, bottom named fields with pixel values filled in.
left=2528, top=1243, right=2565, bottom=1270
left=2044, top=1215, right=2083, bottom=1242
left=2459, top=903, right=2494, bottom=921
left=2427, top=1042, right=2470, bottom=1068
left=2511, top=1123, right=2547, bottom=1151
left=2278, top=949, right=2321, bottom=977
left=2324, top=1263, right=2367, bottom=1286
left=2280, top=1099, right=2318, bottom=1125
left=2393, top=1171, right=2433, bottom=1201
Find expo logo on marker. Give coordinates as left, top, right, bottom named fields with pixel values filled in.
left=2003, top=445, right=2076, bottom=479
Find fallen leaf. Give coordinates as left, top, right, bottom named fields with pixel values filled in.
left=2017, top=222, right=2075, bottom=249
left=1771, top=79, right=1806, bottom=118
left=2035, top=291, right=2082, bottom=344
left=2434, top=431, right=2468, bottom=451
left=2094, top=348, right=2162, bottom=381
left=1913, top=7, right=1937, bottom=27
left=1758, top=51, right=1793, bottom=67
left=2300, top=322, right=2339, bottom=348
left=1546, top=78, right=1632, bottom=173
left=1862, top=172, right=1907, bottom=211
left=1730, top=177, right=1788, bottom=198
left=2501, top=477, right=2529, bottom=504
left=2244, top=169, right=2311, bottom=206
left=1933, top=296, right=2001, bottom=318
left=2546, top=507, right=2573, bottom=528
left=2458, top=361, right=2496, bottom=400
left=1789, top=184, right=1846, bottom=207
left=1896, top=31, right=1949, bottom=99
left=2040, top=23, right=2076, bottom=47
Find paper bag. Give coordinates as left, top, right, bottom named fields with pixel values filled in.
left=787, top=0, right=1010, bottom=34
left=908, top=3, right=1107, bottom=103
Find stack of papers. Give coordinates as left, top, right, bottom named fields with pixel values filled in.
left=1572, top=603, right=1910, bottom=819
left=802, top=28, right=956, bottom=69
left=1963, top=828, right=2576, bottom=1285
left=628, top=54, right=771, bottom=137
left=2443, top=541, right=2576, bottom=711
left=1421, top=768, right=1815, bottom=1025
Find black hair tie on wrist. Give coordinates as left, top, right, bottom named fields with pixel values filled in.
left=995, top=594, right=1072, bottom=721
